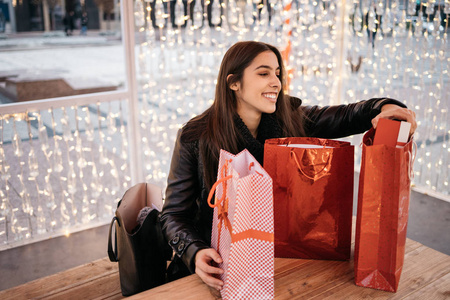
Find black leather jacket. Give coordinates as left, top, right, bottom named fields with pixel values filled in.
left=160, top=97, right=406, bottom=274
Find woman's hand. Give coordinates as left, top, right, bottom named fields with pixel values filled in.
left=372, top=104, right=417, bottom=137
left=195, top=248, right=224, bottom=291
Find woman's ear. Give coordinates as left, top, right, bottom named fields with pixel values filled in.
left=227, top=74, right=239, bottom=91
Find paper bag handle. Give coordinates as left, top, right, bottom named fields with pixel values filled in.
left=290, top=149, right=332, bottom=181
left=207, top=160, right=233, bottom=251
left=406, top=140, right=417, bottom=181
left=207, top=174, right=233, bottom=208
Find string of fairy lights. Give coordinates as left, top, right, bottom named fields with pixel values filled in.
left=0, top=103, right=131, bottom=245
left=0, top=0, right=448, bottom=247
left=341, top=0, right=449, bottom=193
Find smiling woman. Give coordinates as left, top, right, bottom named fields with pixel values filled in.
left=159, top=40, right=417, bottom=291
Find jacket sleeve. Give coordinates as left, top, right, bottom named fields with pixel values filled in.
left=301, top=97, right=407, bottom=138
left=160, top=129, right=210, bottom=273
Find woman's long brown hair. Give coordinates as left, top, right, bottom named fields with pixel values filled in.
left=183, top=41, right=305, bottom=190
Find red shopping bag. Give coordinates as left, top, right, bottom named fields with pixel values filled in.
left=208, top=149, right=274, bottom=300
left=354, top=128, right=414, bottom=292
left=264, top=137, right=354, bottom=260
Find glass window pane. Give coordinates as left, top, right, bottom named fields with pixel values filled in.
left=0, top=0, right=125, bottom=104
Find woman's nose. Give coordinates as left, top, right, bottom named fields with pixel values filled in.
left=271, top=75, right=281, bottom=89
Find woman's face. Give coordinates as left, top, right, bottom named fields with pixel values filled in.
left=231, top=51, right=281, bottom=119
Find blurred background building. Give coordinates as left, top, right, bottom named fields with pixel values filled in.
left=0, top=0, right=120, bottom=33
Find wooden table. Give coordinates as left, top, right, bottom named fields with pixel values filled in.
left=129, top=237, right=450, bottom=299
left=2, top=237, right=449, bottom=299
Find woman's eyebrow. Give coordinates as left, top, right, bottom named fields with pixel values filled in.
left=254, top=65, right=281, bottom=71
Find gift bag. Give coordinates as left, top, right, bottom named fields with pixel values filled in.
left=208, top=149, right=274, bottom=300
left=264, top=137, right=354, bottom=260
left=107, top=183, right=173, bottom=296
left=354, top=128, right=414, bottom=292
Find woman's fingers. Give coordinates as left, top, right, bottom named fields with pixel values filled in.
left=372, top=104, right=417, bottom=136
left=195, top=248, right=223, bottom=271
left=196, top=267, right=224, bottom=290
left=204, top=248, right=223, bottom=264
left=195, top=248, right=224, bottom=291
left=200, top=263, right=224, bottom=275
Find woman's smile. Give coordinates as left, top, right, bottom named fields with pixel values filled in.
left=262, top=92, right=278, bottom=102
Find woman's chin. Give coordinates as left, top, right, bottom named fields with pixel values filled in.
left=264, top=104, right=277, bottom=114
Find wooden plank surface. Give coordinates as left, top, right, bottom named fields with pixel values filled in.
left=129, top=273, right=216, bottom=300
left=275, top=259, right=353, bottom=300
left=2, top=237, right=449, bottom=300
left=404, top=271, right=450, bottom=300
left=133, top=238, right=450, bottom=299
left=305, top=245, right=450, bottom=299
left=37, top=272, right=121, bottom=300
left=0, top=257, right=121, bottom=300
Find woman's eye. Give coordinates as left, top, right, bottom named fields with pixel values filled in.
left=259, top=73, right=268, bottom=76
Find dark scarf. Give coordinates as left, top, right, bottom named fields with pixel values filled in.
left=233, top=113, right=283, bottom=165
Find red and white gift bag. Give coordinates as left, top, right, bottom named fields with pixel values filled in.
left=208, top=149, right=274, bottom=300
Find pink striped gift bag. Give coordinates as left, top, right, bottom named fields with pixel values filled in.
left=208, top=149, right=274, bottom=300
